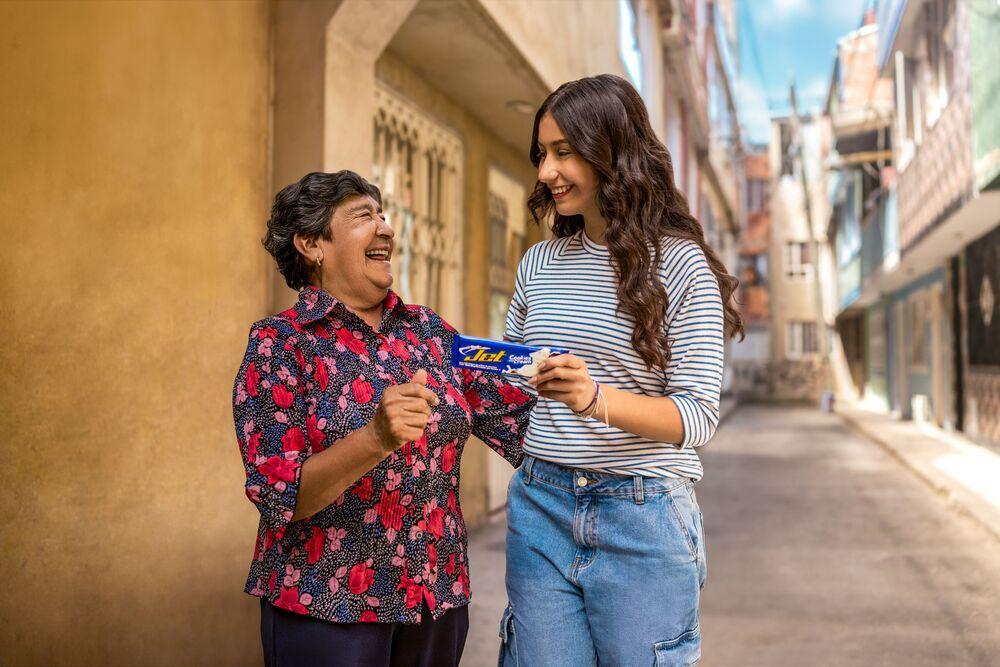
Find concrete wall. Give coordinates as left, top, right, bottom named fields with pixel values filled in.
left=768, top=119, right=832, bottom=364
left=0, top=2, right=271, bottom=664
left=480, top=0, right=627, bottom=91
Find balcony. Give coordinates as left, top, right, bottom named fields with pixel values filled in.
left=897, top=89, right=974, bottom=253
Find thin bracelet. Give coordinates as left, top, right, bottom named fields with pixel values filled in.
left=575, top=380, right=600, bottom=415
left=583, top=384, right=603, bottom=420
left=583, top=384, right=602, bottom=419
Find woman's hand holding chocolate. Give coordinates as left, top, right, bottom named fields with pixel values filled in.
left=529, top=354, right=594, bottom=412
left=368, top=369, right=440, bottom=455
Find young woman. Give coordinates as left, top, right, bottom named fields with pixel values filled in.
left=500, top=75, right=743, bottom=666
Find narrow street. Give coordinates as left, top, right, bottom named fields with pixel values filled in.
left=463, top=405, right=1000, bottom=666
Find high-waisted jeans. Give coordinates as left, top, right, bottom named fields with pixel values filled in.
left=500, top=456, right=707, bottom=666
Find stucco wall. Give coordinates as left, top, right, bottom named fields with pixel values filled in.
left=480, top=0, right=628, bottom=90
left=0, top=2, right=272, bottom=664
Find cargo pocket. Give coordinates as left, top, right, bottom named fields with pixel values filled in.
left=497, top=605, right=519, bottom=667
left=654, top=625, right=701, bottom=666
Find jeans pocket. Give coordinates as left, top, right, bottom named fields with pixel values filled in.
left=498, top=605, right=519, bottom=667
left=667, top=485, right=698, bottom=560
left=696, top=508, right=707, bottom=589
left=654, top=625, right=701, bottom=666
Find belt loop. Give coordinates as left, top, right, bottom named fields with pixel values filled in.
left=523, top=456, right=536, bottom=486
left=634, top=475, right=644, bottom=505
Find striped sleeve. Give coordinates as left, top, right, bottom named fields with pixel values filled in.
left=663, top=253, right=725, bottom=448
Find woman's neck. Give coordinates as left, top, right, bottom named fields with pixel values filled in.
left=323, top=285, right=386, bottom=329
left=582, top=211, right=608, bottom=245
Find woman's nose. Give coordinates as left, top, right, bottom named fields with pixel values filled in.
left=378, top=217, right=395, bottom=238
left=538, top=157, right=557, bottom=184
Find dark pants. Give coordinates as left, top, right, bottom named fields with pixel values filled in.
left=260, top=599, right=469, bottom=667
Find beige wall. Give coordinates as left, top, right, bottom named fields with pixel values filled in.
left=0, top=2, right=271, bottom=665
left=480, top=0, right=628, bottom=90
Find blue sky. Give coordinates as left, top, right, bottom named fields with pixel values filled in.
left=737, top=0, right=872, bottom=145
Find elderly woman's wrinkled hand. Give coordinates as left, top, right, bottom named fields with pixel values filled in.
left=367, top=369, right=440, bottom=455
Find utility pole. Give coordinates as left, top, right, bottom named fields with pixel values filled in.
left=788, top=82, right=830, bottom=357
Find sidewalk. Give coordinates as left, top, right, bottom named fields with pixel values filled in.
left=837, top=403, right=1000, bottom=543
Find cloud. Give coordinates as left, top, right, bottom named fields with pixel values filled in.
left=829, top=0, right=868, bottom=24
left=767, top=0, right=811, bottom=22
left=798, top=74, right=833, bottom=100
left=763, top=0, right=866, bottom=27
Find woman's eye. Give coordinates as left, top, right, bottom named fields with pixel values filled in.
left=557, top=151, right=571, bottom=157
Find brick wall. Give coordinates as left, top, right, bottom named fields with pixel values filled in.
left=733, top=358, right=829, bottom=403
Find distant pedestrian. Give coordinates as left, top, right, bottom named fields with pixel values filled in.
left=499, top=74, right=744, bottom=666
left=232, top=170, right=534, bottom=667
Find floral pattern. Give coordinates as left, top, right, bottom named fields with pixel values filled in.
left=233, top=287, right=532, bottom=623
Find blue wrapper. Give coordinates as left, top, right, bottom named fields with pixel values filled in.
left=450, top=335, right=569, bottom=377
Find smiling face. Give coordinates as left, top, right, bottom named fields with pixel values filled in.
left=535, top=113, right=602, bottom=222
left=310, top=194, right=395, bottom=308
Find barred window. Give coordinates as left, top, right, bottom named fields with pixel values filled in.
left=373, top=83, right=464, bottom=326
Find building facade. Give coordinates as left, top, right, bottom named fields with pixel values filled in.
left=764, top=114, right=835, bottom=401
left=659, top=0, right=744, bottom=392
left=731, top=149, right=772, bottom=398
left=1, top=0, right=744, bottom=664
left=824, top=10, right=897, bottom=410
left=822, top=0, right=1000, bottom=446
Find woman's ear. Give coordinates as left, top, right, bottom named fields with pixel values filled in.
left=293, top=233, right=319, bottom=262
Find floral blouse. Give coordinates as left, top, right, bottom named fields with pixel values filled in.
left=233, top=287, right=533, bottom=624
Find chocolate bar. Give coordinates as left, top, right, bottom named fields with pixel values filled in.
left=450, top=335, right=568, bottom=377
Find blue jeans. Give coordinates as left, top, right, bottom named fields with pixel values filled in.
left=500, top=456, right=707, bottom=667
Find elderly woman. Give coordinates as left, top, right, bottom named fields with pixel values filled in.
left=233, top=170, right=533, bottom=666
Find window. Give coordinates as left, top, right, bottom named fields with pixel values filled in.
left=907, top=289, right=930, bottom=372
left=618, top=0, right=643, bottom=93
left=746, top=179, right=768, bottom=214
left=783, top=241, right=813, bottom=280
left=786, top=321, right=819, bottom=358
left=373, top=83, right=464, bottom=325
left=922, top=0, right=956, bottom=127
left=489, top=193, right=508, bottom=269
left=738, top=253, right=768, bottom=287
left=487, top=167, right=527, bottom=339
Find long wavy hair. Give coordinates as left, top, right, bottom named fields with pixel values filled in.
left=527, top=74, right=744, bottom=371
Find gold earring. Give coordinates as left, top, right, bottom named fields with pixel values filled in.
left=315, top=255, right=323, bottom=267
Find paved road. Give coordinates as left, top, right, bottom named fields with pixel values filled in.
left=463, top=405, right=1000, bottom=666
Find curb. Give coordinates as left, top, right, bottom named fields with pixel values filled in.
left=837, top=408, right=1000, bottom=544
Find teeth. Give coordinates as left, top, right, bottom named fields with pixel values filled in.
left=552, top=186, right=572, bottom=195
left=366, top=249, right=389, bottom=259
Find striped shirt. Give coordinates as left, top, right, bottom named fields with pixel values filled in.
left=504, top=230, right=724, bottom=480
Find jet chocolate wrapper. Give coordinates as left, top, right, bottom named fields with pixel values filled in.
left=450, top=335, right=569, bottom=378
